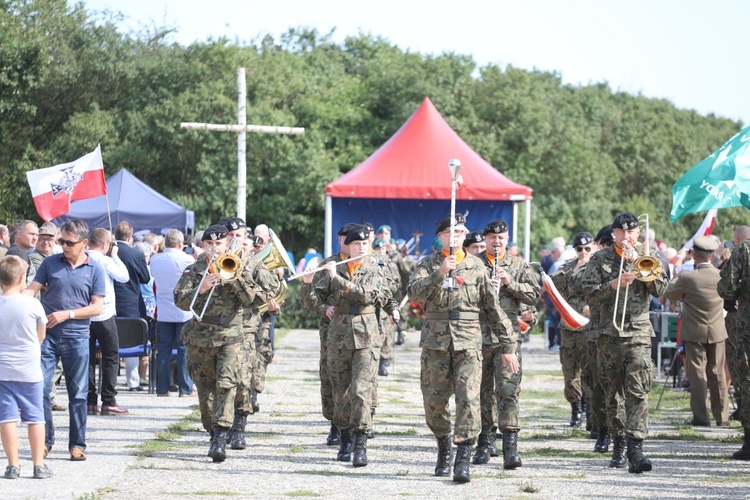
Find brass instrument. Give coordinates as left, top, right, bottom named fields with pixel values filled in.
left=189, top=236, right=242, bottom=321
left=612, top=214, right=664, bottom=332
left=256, top=229, right=295, bottom=314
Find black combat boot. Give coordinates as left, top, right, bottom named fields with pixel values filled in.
left=395, top=330, right=405, bottom=345
left=583, top=399, right=593, bottom=432
left=471, top=432, right=490, bottom=464
left=590, top=424, right=599, bottom=440
left=730, top=398, right=741, bottom=421
left=352, top=430, right=368, bottom=467
left=594, top=427, right=611, bottom=453
left=211, top=427, right=230, bottom=463
left=609, top=434, right=627, bottom=468
left=731, top=427, right=750, bottom=460
left=337, top=428, right=352, bottom=462
left=502, top=430, right=522, bottom=470
left=569, top=400, right=583, bottom=427
left=378, top=357, right=388, bottom=376
left=626, top=437, right=652, bottom=473
left=453, top=442, right=472, bottom=483
left=488, top=426, right=499, bottom=457
left=230, top=411, right=247, bottom=450
left=434, top=435, right=452, bottom=477
left=326, top=422, right=341, bottom=446
left=207, top=429, right=215, bottom=457
left=251, top=390, right=260, bottom=413
left=367, top=407, right=376, bottom=439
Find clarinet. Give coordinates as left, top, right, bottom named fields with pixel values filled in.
left=493, top=246, right=501, bottom=295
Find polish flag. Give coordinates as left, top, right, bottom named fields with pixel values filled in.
left=26, top=145, right=107, bottom=221
left=678, top=209, right=718, bottom=252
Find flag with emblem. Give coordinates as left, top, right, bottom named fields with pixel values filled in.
left=26, top=145, right=107, bottom=221
left=670, top=125, right=750, bottom=222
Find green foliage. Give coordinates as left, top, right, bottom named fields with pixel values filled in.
left=1, top=0, right=745, bottom=256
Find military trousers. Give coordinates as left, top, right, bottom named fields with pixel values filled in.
left=582, top=339, right=612, bottom=429
left=186, top=341, right=243, bottom=432
left=253, top=320, right=273, bottom=394
left=727, top=320, right=750, bottom=427
left=724, top=312, right=742, bottom=406
left=495, top=341, right=523, bottom=432
left=328, top=345, right=376, bottom=432
left=318, top=321, right=334, bottom=421
left=559, top=328, right=585, bottom=404
left=233, top=332, right=257, bottom=414
left=379, top=315, right=396, bottom=361
left=597, top=334, right=651, bottom=440
left=420, top=347, right=482, bottom=444
left=684, top=340, right=729, bottom=425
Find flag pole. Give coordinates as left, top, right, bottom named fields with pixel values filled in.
left=447, top=158, right=462, bottom=292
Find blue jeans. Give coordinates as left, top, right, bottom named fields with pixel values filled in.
left=157, top=322, right=193, bottom=395
left=42, top=334, right=89, bottom=451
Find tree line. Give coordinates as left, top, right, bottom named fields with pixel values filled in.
left=1, top=0, right=745, bottom=257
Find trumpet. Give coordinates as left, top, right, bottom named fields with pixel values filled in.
left=287, top=253, right=373, bottom=281
left=189, top=237, right=243, bottom=321
left=612, top=214, right=664, bottom=332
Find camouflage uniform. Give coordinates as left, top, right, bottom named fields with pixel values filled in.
left=478, top=252, right=540, bottom=434
left=253, top=312, right=275, bottom=395
left=378, top=257, right=401, bottom=364
left=581, top=245, right=668, bottom=440
left=408, top=251, right=514, bottom=445
left=311, top=256, right=388, bottom=433
left=551, top=259, right=588, bottom=406
left=174, top=252, right=268, bottom=433
left=718, top=240, right=750, bottom=428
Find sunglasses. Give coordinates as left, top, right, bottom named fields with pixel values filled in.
left=58, top=238, right=83, bottom=247
left=576, top=246, right=593, bottom=252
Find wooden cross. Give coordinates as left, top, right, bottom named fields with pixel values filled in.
left=180, top=68, right=305, bottom=222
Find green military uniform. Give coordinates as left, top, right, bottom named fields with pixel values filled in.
left=377, top=255, right=401, bottom=369
left=718, top=239, right=750, bottom=459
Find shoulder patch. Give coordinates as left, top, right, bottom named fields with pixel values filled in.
left=183, top=269, right=191, bottom=275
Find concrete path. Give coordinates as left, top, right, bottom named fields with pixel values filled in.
left=6, top=329, right=749, bottom=499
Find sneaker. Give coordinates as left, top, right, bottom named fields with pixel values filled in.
left=33, top=464, right=53, bottom=479
left=4, top=465, right=19, bottom=479
left=70, top=447, right=86, bottom=461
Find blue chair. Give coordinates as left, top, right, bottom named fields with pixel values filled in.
left=116, top=317, right=155, bottom=394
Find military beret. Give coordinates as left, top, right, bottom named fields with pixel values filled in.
left=338, top=223, right=358, bottom=236
left=435, top=214, right=467, bottom=234
left=595, top=225, right=614, bottom=246
left=344, top=225, right=369, bottom=245
left=693, top=235, right=718, bottom=253
left=573, top=232, right=594, bottom=247
left=373, top=239, right=386, bottom=249
left=228, top=217, right=246, bottom=230
left=376, top=225, right=391, bottom=234
left=201, top=224, right=228, bottom=241
left=363, top=222, right=375, bottom=232
left=464, top=230, right=484, bottom=247
left=483, top=218, right=509, bottom=236
left=612, top=213, right=639, bottom=231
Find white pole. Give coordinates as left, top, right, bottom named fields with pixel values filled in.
left=237, top=68, right=247, bottom=221
left=524, top=198, right=531, bottom=262
left=324, top=195, right=332, bottom=257
left=512, top=202, right=518, bottom=247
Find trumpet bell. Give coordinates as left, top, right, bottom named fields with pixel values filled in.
left=213, top=253, right=243, bottom=281
left=632, top=255, right=663, bottom=282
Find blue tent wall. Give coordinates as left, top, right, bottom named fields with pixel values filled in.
left=330, top=197, right=513, bottom=255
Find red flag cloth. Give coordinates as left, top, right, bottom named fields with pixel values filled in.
left=541, top=271, right=589, bottom=330
left=678, top=209, right=717, bottom=253
left=25, top=145, right=106, bottom=221
left=517, top=317, right=531, bottom=334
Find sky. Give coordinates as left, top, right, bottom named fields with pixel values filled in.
left=79, top=0, right=748, bottom=127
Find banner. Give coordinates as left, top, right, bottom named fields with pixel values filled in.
left=26, top=145, right=107, bottom=221
left=670, top=126, right=750, bottom=222
left=678, top=209, right=717, bottom=252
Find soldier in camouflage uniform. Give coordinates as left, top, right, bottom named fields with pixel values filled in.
left=174, top=224, right=269, bottom=463
left=551, top=232, right=594, bottom=429
left=717, top=225, right=750, bottom=460
left=582, top=213, right=668, bottom=473
left=374, top=239, right=401, bottom=377
left=471, top=219, right=540, bottom=470
left=305, top=225, right=389, bottom=467
left=408, top=214, right=517, bottom=484
left=299, top=224, right=356, bottom=446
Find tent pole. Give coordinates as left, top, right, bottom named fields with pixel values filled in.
left=512, top=202, right=519, bottom=248
left=325, top=195, right=332, bottom=257
left=524, top=198, right=531, bottom=262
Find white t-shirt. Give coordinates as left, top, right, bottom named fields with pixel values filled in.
left=0, top=294, right=47, bottom=382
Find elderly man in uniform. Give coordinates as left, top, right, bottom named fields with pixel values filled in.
left=174, top=224, right=267, bottom=463
left=304, top=224, right=387, bottom=467
left=471, top=219, right=540, bottom=469
left=408, top=214, right=517, bottom=483
left=718, top=228, right=750, bottom=460
left=551, top=231, right=595, bottom=428
left=582, top=213, right=668, bottom=473
left=665, top=236, right=729, bottom=427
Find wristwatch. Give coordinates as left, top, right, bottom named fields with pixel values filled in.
left=69, top=310, right=76, bottom=319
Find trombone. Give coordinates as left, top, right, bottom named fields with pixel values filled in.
left=287, top=253, right=374, bottom=281
left=189, top=236, right=243, bottom=321
left=612, top=214, right=663, bottom=332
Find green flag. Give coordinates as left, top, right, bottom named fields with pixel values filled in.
left=670, top=125, right=750, bottom=222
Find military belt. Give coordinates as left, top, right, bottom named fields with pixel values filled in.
left=333, top=306, right=376, bottom=315
left=203, top=315, right=242, bottom=326
left=424, top=311, right=480, bottom=321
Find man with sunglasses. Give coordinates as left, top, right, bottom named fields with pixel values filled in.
left=582, top=213, right=668, bottom=474
left=551, top=232, right=595, bottom=429
left=23, top=219, right=105, bottom=462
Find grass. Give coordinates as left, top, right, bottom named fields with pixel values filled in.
left=693, top=474, right=750, bottom=483
left=523, top=447, right=600, bottom=459
left=76, top=488, right=115, bottom=499
left=520, top=481, right=540, bottom=493
left=288, top=445, right=305, bottom=453
left=377, top=428, right=418, bottom=436
left=525, top=427, right=591, bottom=440
left=173, top=491, right=242, bottom=496
left=285, top=491, right=321, bottom=497
left=135, top=408, right=201, bottom=458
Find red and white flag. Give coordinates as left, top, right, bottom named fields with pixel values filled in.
left=541, top=271, right=589, bottom=330
left=678, top=209, right=717, bottom=253
left=26, top=145, right=107, bottom=221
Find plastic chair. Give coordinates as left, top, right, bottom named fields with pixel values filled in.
left=116, top=317, right=154, bottom=394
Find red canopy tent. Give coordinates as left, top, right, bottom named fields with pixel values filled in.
left=324, top=97, right=533, bottom=257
